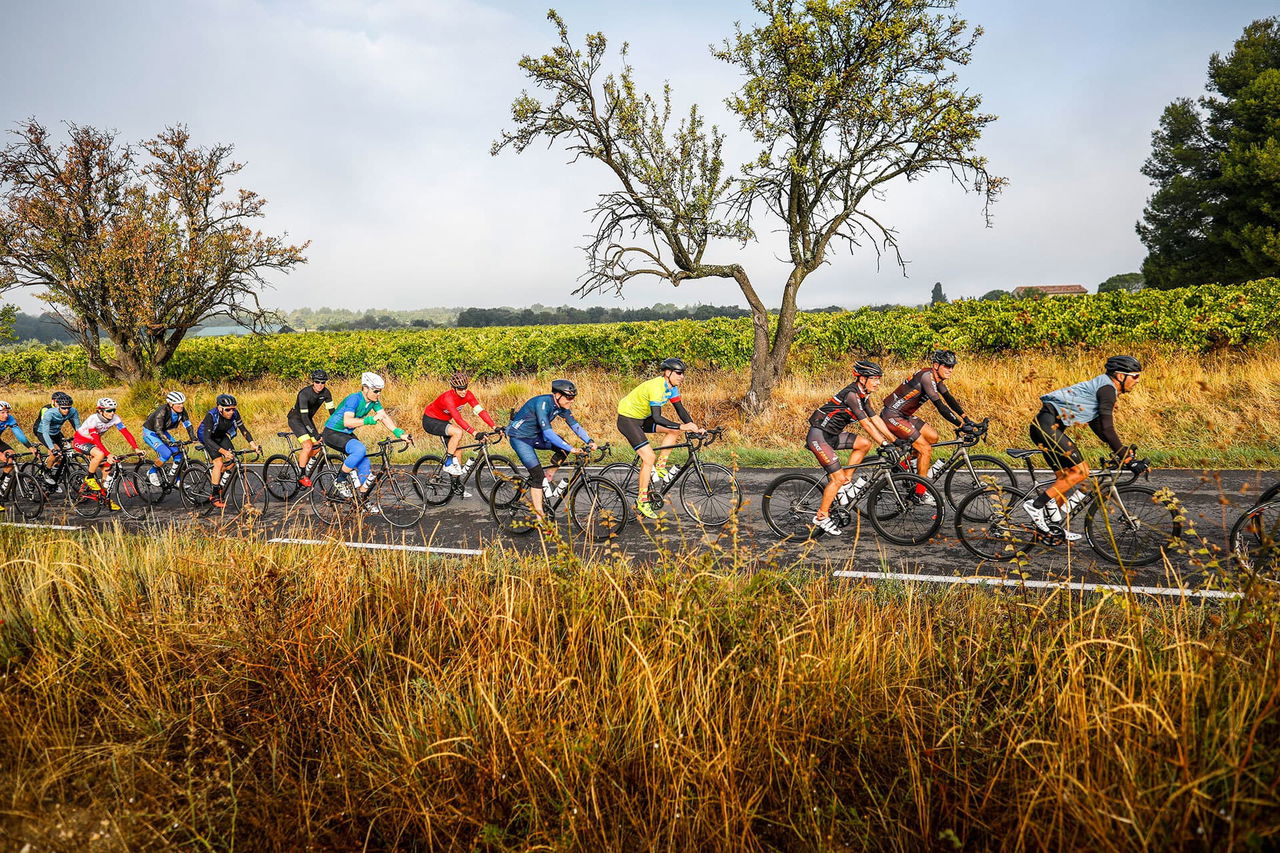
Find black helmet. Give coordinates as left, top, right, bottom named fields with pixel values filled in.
left=310, top=369, right=329, bottom=383
left=660, top=357, right=687, bottom=373
left=216, top=393, right=238, bottom=408
left=930, top=350, right=958, bottom=367
left=853, top=359, right=884, bottom=377
left=1105, top=355, right=1142, bottom=375
left=550, top=379, right=577, bottom=398
left=448, top=370, right=470, bottom=390
left=52, top=391, right=73, bottom=407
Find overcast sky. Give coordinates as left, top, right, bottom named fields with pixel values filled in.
left=1, top=0, right=1273, bottom=313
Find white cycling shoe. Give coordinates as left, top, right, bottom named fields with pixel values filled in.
left=812, top=514, right=842, bottom=536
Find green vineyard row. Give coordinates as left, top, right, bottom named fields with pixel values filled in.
left=3, top=279, right=1277, bottom=384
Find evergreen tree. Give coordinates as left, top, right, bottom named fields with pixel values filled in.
left=931, top=282, right=947, bottom=305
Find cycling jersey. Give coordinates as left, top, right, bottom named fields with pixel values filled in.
left=880, top=368, right=965, bottom=427
left=324, top=392, right=383, bottom=434
left=198, top=408, right=254, bottom=454
left=423, top=388, right=496, bottom=434
left=1037, top=377, right=1123, bottom=452
left=618, top=377, right=690, bottom=427
left=33, top=405, right=80, bottom=439
left=143, top=403, right=194, bottom=438
left=0, top=414, right=32, bottom=451
left=290, top=385, right=334, bottom=427
left=508, top=394, right=590, bottom=453
left=74, top=412, right=138, bottom=454
left=808, top=381, right=876, bottom=436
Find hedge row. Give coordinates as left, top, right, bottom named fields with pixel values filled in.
left=2, top=279, right=1277, bottom=385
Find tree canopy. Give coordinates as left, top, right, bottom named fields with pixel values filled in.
left=1097, top=272, right=1144, bottom=294
left=1136, top=18, right=1280, bottom=289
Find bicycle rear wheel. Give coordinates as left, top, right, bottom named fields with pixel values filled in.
left=263, top=454, right=301, bottom=501
left=310, top=470, right=348, bottom=526
left=865, top=473, right=943, bottom=545
left=379, top=471, right=427, bottom=528
left=1084, top=485, right=1181, bottom=566
left=567, top=477, right=627, bottom=540
left=2, top=473, right=46, bottom=521
left=115, top=471, right=156, bottom=521
left=1231, top=500, right=1280, bottom=579
left=953, top=485, right=1038, bottom=561
left=597, top=462, right=638, bottom=521
left=412, top=454, right=453, bottom=506
left=489, top=476, right=537, bottom=535
left=761, top=473, right=826, bottom=541
left=72, top=477, right=105, bottom=518
left=678, top=462, right=741, bottom=527
left=943, top=454, right=1018, bottom=517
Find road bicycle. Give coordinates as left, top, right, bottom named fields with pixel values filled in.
left=121, top=438, right=215, bottom=511
left=896, top=419, right=1018, bottom=519
left=20, top=443, right=88, bottom=505
left=72, top=451, right=152, bottom=519
left=761, top=447, right=943, bottom=544
left=597, top=427, right=742, bottom=527
left=413, top=429, right=520, bottom=507
left=182, top=448, right=269, bottom=518
left=1229, top=480, right=1280, bottom=578
left=953, top=446, right=1181, bottom=566
left=489, top=444, right=627, bottom=541
left=310, top=437, right=426, bottom=528
left=262, top=432, right=344, bottom=501
left=0, top=450, right=47, bottom=521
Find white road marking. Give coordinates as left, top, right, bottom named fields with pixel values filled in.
left=832, top=569, right=1243, bottom=600
left=268, top=537, right=483, bottom=557
left=0, top=521, right=84, bottom=531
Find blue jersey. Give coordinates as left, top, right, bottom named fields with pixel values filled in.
left=507, top=394, right=590, bottom=452
left=324, top=392, right=383, bottom=434
left=34, top=405, right=81, bottom=437
left=0, top=414, right=31, bottom=446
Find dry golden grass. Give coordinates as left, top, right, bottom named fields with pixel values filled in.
left=4, top=343, right=1278, bottom=467
left=0, top=526, right=1277, bottom=850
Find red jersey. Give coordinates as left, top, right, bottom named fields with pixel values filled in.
left=422, top=389, right=496, bottom=433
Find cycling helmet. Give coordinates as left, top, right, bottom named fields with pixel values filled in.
left=165, top=390, right=186, bottom=405
left=361, top=371, right=385, bottom=390
left=52, top=391, right=73, bottom=407
left=853, top=359, right=884, bottom=377
left=660, top=357, right=687, bottom=373
left=309, top=369, right=329, bottom=383
left=448, top=370, right=470, bottom=390
left=1104, top=355, right=1142, bottom=375
left=0, top=401, right=9, bottom=411
left=550, top=378, right=578, bottom=397
left=215, top=393, right=237, bottom=408
left=930, top=350, right=958, bottom=367
left=97, top=397, right=117, bottom=410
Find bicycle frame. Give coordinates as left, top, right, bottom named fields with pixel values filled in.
left=611, top=427, right=725, bottom=497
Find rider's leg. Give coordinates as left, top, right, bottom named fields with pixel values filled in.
left=915, top=421, right=939, bottom=478
left=653, top=424, right=681, bottom=471
left=635, top=444, right=657, bottom=503
left=445, top=423, right=464, bottom=463
left=86, top=447, right=106, bottom=481
left=807, top=429, right=848, bottom=520
left=297, top=434, right=316, bottom=470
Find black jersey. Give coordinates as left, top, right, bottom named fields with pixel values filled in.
left=881, top=368, right=965, bottom=426
left=808, top=381, right=876, bottom=435
left=290, top=385, right=333, bottom=422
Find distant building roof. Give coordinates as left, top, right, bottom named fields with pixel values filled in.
left=1012, top=284, right=1088, bottom=297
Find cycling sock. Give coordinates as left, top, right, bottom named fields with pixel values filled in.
left=1032, top=492, right=1052, bottom=509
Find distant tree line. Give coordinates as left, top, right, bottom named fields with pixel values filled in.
left=0, top=311, right=76, bottom=345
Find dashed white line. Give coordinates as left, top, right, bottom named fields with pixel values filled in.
left=832, top=569, right=1242, bottom=599
left=0, top=521, right=84, bottom=531
left=268, top=537, right=483, bottom=557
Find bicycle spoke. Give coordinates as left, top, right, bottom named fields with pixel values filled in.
left=678, top=463, right=740, bottom=528
left=378, top=472, right=426, bottom=528
left=762, top=474, right=825, bottom=540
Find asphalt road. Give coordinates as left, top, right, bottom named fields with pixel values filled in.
left=12, top=464, right=1275, bottom=590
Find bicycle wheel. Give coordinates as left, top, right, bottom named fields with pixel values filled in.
left=943, top=454, right=1019, bottom=517
left=475, top=454, right=521, bottom=506
left=761, top=473, right=826, bottom=541
left=1, top=472, right=46, bottom=521
left=378, top=471, right=426, bottom=528
left=180, top=466, right=215, bottom=509
left=1084, top=485, right=1181, bottom=567
left=1231, top=500, right=1280, bottom=578
left=567, top=477, right=627, bottom=540
left=598, top=462, right=638, bottom=520
left=412, top=454, right=453, bottom=507
left=113, top=470, right=156, bottom=521
left=673, top=462, right=738, bottom=527
left=223, top=469, right=269, bottom=517
left=953, top=484, right=1038, bottom=561
left=263, top=454, right=301, bottom=501
left=865, top=472, right=943, bottom=545
left=310, top=470, right=348, bottom=526
left=72, top=476, right=105, bottom=518
left=489, top=476, right=537, bottom=535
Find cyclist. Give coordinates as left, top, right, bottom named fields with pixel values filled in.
left=198, top=394, right=261, bottom=509
left=617, top=357, right=703, bottom=519
left=422, top=370, right=497, bottom=477
left=322, top=371, right=411, bottom=505
left=507, top=378, right=595, bottom=521
left=880, top=350, right=981, bottom=506
left=72, top=397, right=143, bottom=511
left=32, top=391, right=81, bottom=490
left=1024, top=355, right=1144, bottom=536
left=805, top=360, right=898, bottom=536
left=0, top=401, right=36, bottom=511
left=288, top=369, right=335, bottom=487
left=142, top=391, right=197, bottom=487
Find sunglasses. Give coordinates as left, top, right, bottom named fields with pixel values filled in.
left=369, top=388, right=382, bottom=395
left=58, top=406, right=72, bottom=412
left=219, top=405, right=237, bottom=412
left=102, top=408, right=117, bottom=414
left=1122, top=372, right=1142, bottom=379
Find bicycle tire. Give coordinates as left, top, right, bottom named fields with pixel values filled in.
left=1, top=472, right=46, bottom=521
left=1084, top=484, right=1181, bottom=567
left=761, top=473, right=826, bottom=540
left=678, top=462, right=742, bottom=527
left=489, top=476, right=537, bottom=535
left=597, top=462, right=638, bottom=520
left=412, top=454, right=453, bottom=507
left=476, top=454, right=521, bottom=506
left=953, top=484, right=1039, bottom=562
left=115, top=470, right=156, bottom=521
left=1230, top=500, right=1280, bottom=578
left=224, top=469, right=269, bottom=517
left=567, top=476, right=627, bottom=540
left=943, top=454, right=1019, bottom=516
left=71, top=477, right=105, bottom=518
left=865, top=472, right=943, bottom=545
left=263, top=454, right=302, bottom=501
left=310, top=470, right=347, bottom=526
left=180, top=466, right=215, bottom=509
left=378, top=471, right=426, bottom=528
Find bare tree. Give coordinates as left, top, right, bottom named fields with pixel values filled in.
left=0, top=120, right=308, bottom=382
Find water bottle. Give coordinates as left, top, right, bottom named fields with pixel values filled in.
left=665, top=464, right=681, bottom=483
left=220, top=469, right=232, bottom=486
left=463, top=457, right=476, bottom=474
left=839, top=477, right=868, bottom=506
left=1064, top=491, right=1089, bottom=515
left=927, top=459, right=946, bottom=479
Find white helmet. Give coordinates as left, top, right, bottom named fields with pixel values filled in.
left=97, top=397, right=117, bottom=410
left=0, top=400, right=10, bottom=411
left=361, top=371, right=385, bottom=390
left=166, top=390, right=187, bottom=405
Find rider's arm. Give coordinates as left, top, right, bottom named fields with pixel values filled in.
left=234, top=413, right=255, bottom=445
left=672, top=398, right=693, bottom=426
left=1087, top=384, right=1124, bottom=454
left=119, top=425, right=139, bottom=451
left=563, top=411, right=592, bottom=445
left=6, top=420, right=33, bottom=448
left=938, top=383, right=966, bottom=420
left=85, top=426, right=110, bottom=455
left=647, top=402, right=682, bottom=430
left=537, top=403, right=576, bottom=452
left=921, top=373, right=964, bottom=427
left=183, top=417, right=196, bottom=441
left=448, top=400, right=474, bottom=434
left=464, top=391, right=497, bottom=430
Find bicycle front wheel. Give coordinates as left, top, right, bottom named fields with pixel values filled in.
left=2, top=473, right=46, bottom=521
left=761, top=473, right=826, bottom=541
left=953, top=485, right=1038, bottom=562
left=379, top=471, right=426, bottom=528
left=263, top=454, right=301, bottom=501
left=678, top=462, right=741, bottom=527
left=943, top=454, right=1018, bottom=516
left=224, top=469, right=269, bottom=517
left=180, top=466, right=215, bottom=509
left=1084, top=484, right=1181, bottom=566
left=310, top=470, right=348, bottom=526
left=489, top=476, right=536, bottom=535
left=865, top=472, right=943, bottom=545
left=412, top=454, right=453, bottom=507
left=115, top=471, right=156, bottom=521
left=567, top=477, right=627, bottom=540
left=1231, top=500, right=1280, bottom=578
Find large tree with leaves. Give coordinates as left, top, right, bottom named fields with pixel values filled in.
left=1137, top=18, right=1280, bottom=290
left=494, top=1, right=1002, bottom=411
left=0, top=120, right=308, bottom=382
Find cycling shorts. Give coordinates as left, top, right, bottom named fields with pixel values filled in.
left=421, top=415, right=452, bottom=438
left=0, top=439, right=12, bottom=455
left=616, top=414, right=659, bottom=451
left=883, top=414, right=926, bottom=443
left=322, top=428, right=358, bottom=456
left=508, top=435, right=568, bottom=472
left=72, top=439, right=99, bottom=456
left=288, top=411, right=320, bottom=442
left=805, top=426, right=858, bottom=475
left=1030, top=404, right=1083, bottom=472
left=35, top=431, right=68, bottom=451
